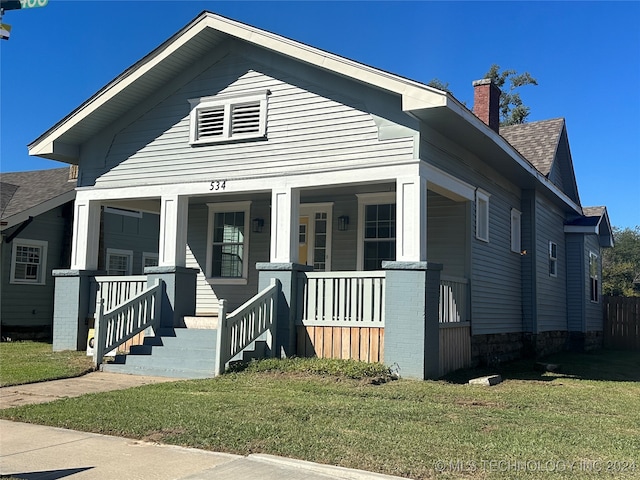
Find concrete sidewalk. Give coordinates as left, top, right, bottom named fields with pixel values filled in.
left=0, top=373, right=406, bottom=479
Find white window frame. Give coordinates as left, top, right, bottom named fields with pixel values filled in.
left=510, top=208, right=522, bottom=253
left=356, top=192, right=397, bottom=270
left=206, top=201, right=251, bottom=285
left=142, top=252, right=159, bottom=269
left=188, top=90, right=268, bottom=145
left=475, top=189, right=490, bottom=242
left=549, top=241, right=558, bottom=277
left=106, top=248, right=133, bottom=276
left=589, top=251, right=599, bottom=303
left=10, top=239, right=48, bottom=285
left=299, top=203, right=333, bottom=272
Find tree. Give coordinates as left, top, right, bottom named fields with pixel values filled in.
left=602, top=226, right=640, bottom=297
left=483, top=65, right=538, bottom=126
left=427, top=78, right=453, bottom=95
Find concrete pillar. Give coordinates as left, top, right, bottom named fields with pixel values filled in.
left=52, top=269, right=100, bottom=351
left=257, top=262, right=312, bottom=358
left=383, top=261, right=442, bottom=379
left=158, top=195, right=189, bottom=268
left=270, top=187, right=300, bottom=263
left=145, top=266, right=198, bottom=328
left=70, top=195, right=101, bottom=270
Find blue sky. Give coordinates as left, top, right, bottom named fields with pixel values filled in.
left=1, top=1, right=639, bottom=229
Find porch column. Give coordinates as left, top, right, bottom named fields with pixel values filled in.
left=158, top=194, right=188, bottom=267
left=70, top=193, right=101, bottom=270
left=270, top=187, right=300, bottom=263
left=396, top=175, right=427, bottom=262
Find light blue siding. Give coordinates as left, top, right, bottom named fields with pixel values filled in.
left=80, top=41, right=415, bottom=189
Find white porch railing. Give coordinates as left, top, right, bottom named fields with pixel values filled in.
left=93, top=279, right=163, bottom=368
left=297, top=271, right=386, bottom=327
left=215, top=279, right=280, bottom=375
left=91, top=276, right=148, bottom=317
left=439, top=275, right=469, bottom=323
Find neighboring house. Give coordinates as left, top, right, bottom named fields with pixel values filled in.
left=27, top=12, right=612, bottom=378
left=1, top=167, right=159, bottom=340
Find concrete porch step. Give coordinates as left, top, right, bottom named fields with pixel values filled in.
left=183, top=316, right=218, bottom=329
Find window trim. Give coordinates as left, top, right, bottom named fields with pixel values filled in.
left=356, top=192, right=397, bottom=270
left=206, top=201, right=251, bottom=285
left=589, top=251, right=599, bottom=303
left=142, top=252, right=159, bottom=269
left=10, top=238, right=48, bottom=285
left=549, top=241, right=558, bottom=277
left=106, top=248, right=133, bottom=276
left=475, top=189, right=490, bottom=243
left=188, top=90, right=268, bottom=145
left=510, top=208, right=522, bottom=253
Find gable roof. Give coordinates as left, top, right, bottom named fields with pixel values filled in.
left=0, top=168, right=76, bottom=231
left=27, top=11, right=583, bottom=217
left=565, top=205, right=614, bottom=247
left=500, top=118, right=565, bottom=176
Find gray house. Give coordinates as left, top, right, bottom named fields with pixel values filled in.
left=27, top=12, right=612, bottom=378
left=1, top=167, right=160, bottom=340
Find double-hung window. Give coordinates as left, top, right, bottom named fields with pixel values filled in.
left=475, top=189, right=490, bottom=242
left=106, top=249, right=133, bottom=276
left=10, top=239, right=48, bottom=285
left=206, top=202, right=251, bottom=284
left=357, top=193, right=396, bottom=270
left=589, top=252, right=599, bottom=302
left=549, top=242, right=558, bottom=277
left=188, top=91, right=268, bottom=145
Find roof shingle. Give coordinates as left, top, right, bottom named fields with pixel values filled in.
left=500, top=118, right=565, bottom=176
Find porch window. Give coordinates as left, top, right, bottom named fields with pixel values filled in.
left=589, top=252, right=599, bottom=302
left=188, top=91, right=268, bottom=145
left=10, top=239, right=47, bottom=285
left=510, top=208, right=521, bottom=253
left=475, top=189, right=490, bottom=242
left=206, top=202, right=251, bottom=284
left=142, top=252, right=159, bottom=269
left=106, top=249, right=133, bottom=276
left=549, top=242, right=557, bottom=277
left=363, top=203, right=396, bottom=270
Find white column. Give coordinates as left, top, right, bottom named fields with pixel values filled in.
left=270, top=187, right=300, bottom=263
left=396, top=175, right=427, bottom=262
left=70, top=193, right=101, bottom=270
left=158, top=195, right=188, bottom=267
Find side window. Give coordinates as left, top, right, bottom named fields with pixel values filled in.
left=475, top=189, right=490, bottom=242
left=10, top=239, right=48, bottom=285
left=549, top=242, right=558, bottom=277
left=589, top=252, right=599, bottom=302
left=510, top=208, right=522, bottom=253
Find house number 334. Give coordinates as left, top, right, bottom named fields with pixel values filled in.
left=210, top=180, right=227, bottom=191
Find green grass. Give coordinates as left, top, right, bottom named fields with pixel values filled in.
left=1, top=352, right=639, bottom=479
left=0, top=341, right=94, bottom=386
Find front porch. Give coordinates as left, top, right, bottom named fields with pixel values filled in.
left=54, top=166, right=475, bottom=379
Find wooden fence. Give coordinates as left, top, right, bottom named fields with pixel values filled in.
left=603, top=296, right=640, bottom=350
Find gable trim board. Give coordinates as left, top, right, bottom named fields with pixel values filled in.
left=28, top=12, right=581, bottom=219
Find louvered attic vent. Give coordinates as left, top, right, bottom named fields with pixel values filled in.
left=189, top=91, right=268, bottom=145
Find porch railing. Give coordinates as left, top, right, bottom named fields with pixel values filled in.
left=93, top=279, right=163, bottom=368
left=91, top=276, right=148, bottom=317
left=297, top=271, right=386, bottom=327
left=215, top=279, right=280, bottom=375
left=439, top=275, right=469, bottom=324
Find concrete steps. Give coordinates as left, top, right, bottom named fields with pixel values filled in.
left=101, top=327, right=218, bottom=379
left=101, top=326, right=270, bottom=379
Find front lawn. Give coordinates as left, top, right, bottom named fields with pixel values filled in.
left=0, top=341, right=93, bottom=386
left=1, top=350, right=639, bottom=479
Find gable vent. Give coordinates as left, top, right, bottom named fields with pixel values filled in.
left=197, top=106, right=225, bottom=139
left=231, top=102, right=261, bottom=135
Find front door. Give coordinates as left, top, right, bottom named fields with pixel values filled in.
left=299, top=204, right=332, bottom=271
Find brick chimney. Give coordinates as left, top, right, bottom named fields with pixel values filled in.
left=472, top=78, right=501, bottom=133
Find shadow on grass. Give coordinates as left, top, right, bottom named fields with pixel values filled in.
left=441, top=349, right=640, bottom=384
